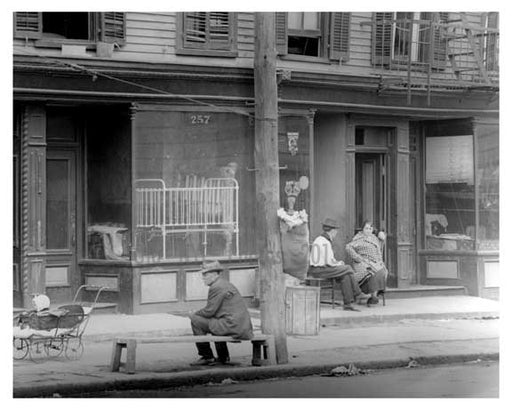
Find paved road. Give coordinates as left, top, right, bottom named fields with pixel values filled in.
left=75, top=361, right=498, bottom=398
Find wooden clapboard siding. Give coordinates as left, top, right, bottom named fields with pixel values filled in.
left=346, top=12, right=373, bottom=68
left=237, top=12, right=255, bottom=55
left=119, top=12, right=175, bottom=58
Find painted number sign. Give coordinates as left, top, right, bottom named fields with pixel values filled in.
left=190, top=115, right=211, bottom=124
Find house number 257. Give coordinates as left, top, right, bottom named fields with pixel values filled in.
left=190, top=115, right=211, bottom=124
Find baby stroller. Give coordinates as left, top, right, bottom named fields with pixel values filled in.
left=13, top=285, right=107, bottom=362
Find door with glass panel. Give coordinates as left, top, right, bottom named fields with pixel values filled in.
left=45, top=149, right=78, bottom=303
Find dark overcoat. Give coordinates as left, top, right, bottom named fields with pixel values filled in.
left=195, top=277, right=253, bottom=339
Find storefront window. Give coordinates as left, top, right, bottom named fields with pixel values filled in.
left=86, top=108, right=131, bottom=260
left=278, top=116, right=310, bottom=215
left=476, top=124, right=499, bottom=250
left=425, top=135, right=475, bottom=250
left=133, top=107, right=256, bottom=262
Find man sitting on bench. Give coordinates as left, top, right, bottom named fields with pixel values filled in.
left=189, top=260, right=254, bottom=366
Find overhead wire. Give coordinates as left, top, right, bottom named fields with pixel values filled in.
left=13, top=46, right=255, bottom=119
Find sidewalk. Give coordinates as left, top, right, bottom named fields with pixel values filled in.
left=13, top=295, right=500, bottom=397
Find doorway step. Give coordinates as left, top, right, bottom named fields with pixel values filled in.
left=385, top=285, right=466, bottom=299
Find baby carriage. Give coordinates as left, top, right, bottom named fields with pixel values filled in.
left=13, top=285, right=107, bottom=362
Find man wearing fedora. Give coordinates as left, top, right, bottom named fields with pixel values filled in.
left=189, top=260, right=254, bottom=366
left=309, top=217, right=364, bottom=311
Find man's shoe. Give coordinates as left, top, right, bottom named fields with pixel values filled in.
left=190, top=357, right=215, bottom=366
left=209, top=357, right=231, bottom=366
left=366, top=296, right=379, bottom=306
left=343, top=305, right=360, bottom=312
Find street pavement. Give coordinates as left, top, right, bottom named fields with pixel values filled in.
left=12, top=295, right=500, bottom=397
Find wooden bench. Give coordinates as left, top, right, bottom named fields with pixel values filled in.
left=110, top=334, right=276, bottom=374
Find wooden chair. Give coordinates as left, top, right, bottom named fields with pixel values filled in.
left=304, top=277, right=337, bottom=308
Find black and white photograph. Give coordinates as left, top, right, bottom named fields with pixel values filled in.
left=6, top=0, right=507, bottom=402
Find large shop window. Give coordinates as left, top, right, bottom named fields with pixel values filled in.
left=476, top=124, right=499, bottom=250
left=133, top=109, right=256, bottom=262
left=425, top=135, right=475, bottom=250
left=86, top=109, right=131, bottom=261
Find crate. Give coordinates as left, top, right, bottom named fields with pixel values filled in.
left=285, top=285, right=320, bottom=336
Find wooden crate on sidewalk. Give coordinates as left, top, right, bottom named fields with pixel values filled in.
left=285, top=285, right=320, bottom=336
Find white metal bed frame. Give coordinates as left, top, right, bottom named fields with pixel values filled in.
left=135, top=178, right=239, bottom=259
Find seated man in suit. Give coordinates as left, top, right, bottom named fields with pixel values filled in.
left=189, top=260, right=253, bottom=366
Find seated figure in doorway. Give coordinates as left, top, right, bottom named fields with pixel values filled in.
left=345, top=220, right=388, bottom=306
left=188, top=260, right=253, bottom=366
left=308, top=218, right=365, bottom=311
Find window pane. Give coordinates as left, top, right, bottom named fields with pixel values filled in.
left=86, top=108, right=131, bottom=260
left=47, top=159, right=69, bottom=249
left=425, top=135, right=475, bottom=250
left=303, top=12, right=319, bottom=30
left=288, top=12, right=302, bottom=29
left=477, top=125, right=499, bottom=249
left=133, top=110, right=256, bottom=262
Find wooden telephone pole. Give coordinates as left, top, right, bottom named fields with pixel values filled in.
left=253, top=12, right=288, bottom=364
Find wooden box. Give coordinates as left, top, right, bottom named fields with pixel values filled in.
left=285, top=285, right=320, bottom=336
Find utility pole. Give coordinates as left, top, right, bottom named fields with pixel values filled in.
left=253, top=12, right=288, bottom=364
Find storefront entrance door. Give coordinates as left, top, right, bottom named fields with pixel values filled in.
left=45, top=148, right=78, bottom=303
left=355, top=153, right=387, bottom=232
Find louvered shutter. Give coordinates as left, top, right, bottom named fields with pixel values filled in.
left=429, top=12, right=448, bottom=70
left=329, top=12, right=351, bottom=61
left=486, top=12, right=498, bottom=71
left=275, top=12, right=288, bottom=55
left=14, top=12, right=42, bottom=39
left=372, top=12, right=393, bottom=65
left=101, top=12, right=126, bottom=45
left=209, top=12, right=231, bottom=49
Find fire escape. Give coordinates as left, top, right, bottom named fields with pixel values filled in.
left=368, top=12, right=499, bottom=105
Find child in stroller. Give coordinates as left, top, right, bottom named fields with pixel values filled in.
left=14, top=294, right=85, bottom=337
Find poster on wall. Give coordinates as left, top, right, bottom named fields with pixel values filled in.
left=426, top=135, right=474, bottom=184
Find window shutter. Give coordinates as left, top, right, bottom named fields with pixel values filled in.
left=14, top=12, right=42, bottom=39
left=101, top=12, right=126, bottom=45
left=486, top=12, right=499, bottom=71
left=275, top=12, right=288, bottom=55
left=372, top=12, right=393, bottom=65
left=209, top=12, right=231, bottom=49
left=329, top=12, right=351, bottom=61
left=430, top=12, right=448, bottom=70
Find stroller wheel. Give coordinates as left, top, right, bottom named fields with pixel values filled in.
left=45, top=338, right=65, bottom=357
left=13, top=338, right=29, bottom=360
left=29, top=340, right=47, bottom=363
left=65, top=338, right=84, bottom=360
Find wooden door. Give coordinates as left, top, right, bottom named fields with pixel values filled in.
left=355, top=153, right=387, bottom=232
left=45, top=149, right=78, bottom=303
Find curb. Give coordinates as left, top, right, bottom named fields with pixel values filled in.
left=13, top=352, right=499, bottom=398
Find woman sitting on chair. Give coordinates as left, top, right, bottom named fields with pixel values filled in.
left=345, top=221, right=388, bottom=306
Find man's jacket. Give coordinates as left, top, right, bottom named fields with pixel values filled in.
left=195, top=277, right=253, bottom=339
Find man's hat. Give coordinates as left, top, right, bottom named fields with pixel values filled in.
left=322, top=217, right=340, bottom=229
left=199, top=260, right=224, bottom=275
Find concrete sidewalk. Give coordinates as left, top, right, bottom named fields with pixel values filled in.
left=13, top=295, right=500, bottom=397
left=79, top=295, right=499, bottom=342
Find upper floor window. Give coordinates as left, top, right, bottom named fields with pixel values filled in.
left=276, top=12, right=351, bottom=62
left=14, top=12, right=125, bottom=46
left=176, top=12, right=238, bottom=57
left=372, top=12, right=448, bottom=69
